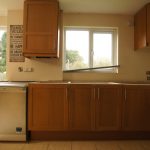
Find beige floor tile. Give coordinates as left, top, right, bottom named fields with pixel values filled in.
left=0, top=142, right=25, bottom=150
left=47, top=141, right=71, bottom=150
left=0, top=140, right=150, bottom=150
left=118, top=140, right=144, bottom=150
left=140, top=140, right=150, bottom=150
left=95, top=140, right=120, bottom=150
left=23, top=141, right=49, bottom=150
left=72, top=141, right=96, bottom=150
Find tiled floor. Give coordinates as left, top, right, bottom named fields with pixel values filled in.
left=0, top=140, right=150, bottom=150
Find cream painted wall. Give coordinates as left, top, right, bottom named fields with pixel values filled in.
left=63, top=13, right=150, bottom=82
left=0, top=16, right=7, bottom=26
left=4, top=11, right=150, bottom=82
left=6, top=10, right=63, bottom=81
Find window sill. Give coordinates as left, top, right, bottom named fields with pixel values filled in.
left=63, top=65, right=119, bottom=73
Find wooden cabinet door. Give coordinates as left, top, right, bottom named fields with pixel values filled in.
left=147, top=3, right=150, bottom=47
left=28, top=84, right=68, bottom=131
left=23, top=0, right=59, bottom=57
left=123, top=85, right=150, bottom=131
left=95, top=85, right=123, bottom=131
left=134, top=5, right=147, bottom=50
left=69, top=84, right=94, bottom=131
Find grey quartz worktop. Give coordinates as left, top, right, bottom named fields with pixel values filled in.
left=1, top=81, right=150, bottom=86
left=0, top=81, right=28, bottom=87
left=30, top=81, right=150, bottom=85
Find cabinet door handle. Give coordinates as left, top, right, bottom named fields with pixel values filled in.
left=124, top=88, right=127, bottom=102
left=54, top=39, right=57, bottom=50
left=94, top=88, right=96, bottom=100
left=98, top=88, right=100, bottom=100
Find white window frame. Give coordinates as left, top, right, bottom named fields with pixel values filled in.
left=63, top=27, right=118, bottom=73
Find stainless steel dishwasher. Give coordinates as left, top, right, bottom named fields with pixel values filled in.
left=0, top=82, right=27, bottom=141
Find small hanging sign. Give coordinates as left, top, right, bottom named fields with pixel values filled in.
left=10, top=25, right=25, bottom=62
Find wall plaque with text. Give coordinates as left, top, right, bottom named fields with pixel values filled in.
left=10, top=25, right=25, bottom=62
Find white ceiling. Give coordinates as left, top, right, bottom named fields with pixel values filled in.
left=0, top=0, right=149, bottom=16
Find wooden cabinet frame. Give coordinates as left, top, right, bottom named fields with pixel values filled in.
left=23, top=0, right=60, bottom=57
left=68, top=84, right=95, bottom=131
left=134, top=3, right=150, bottom=50
left=28, top=83, right=150, bottom=134
left=28, top=84, right=68, bottom=131
left=122, top=85, right=150, bottom=131
left=95, top=85, right=123, bottom=131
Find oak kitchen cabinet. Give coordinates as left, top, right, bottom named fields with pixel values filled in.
left=68, top=84, right=95, bottom=131
left=28, top=83, right=123, bottom=132
left=23, top=0, right=60, bottom=57
left=68, top=84, right=123, bottom=131
left=28, top=83, right=68, bottom=131
left=134, top=3, right=150, bottom=50
left=95, top=84, right=123, bottom=131
left=28, top=83, right=95, bottom=132
left=122, top=85, right=150, bottom=131
left=28, top=83, right=150, bottom=139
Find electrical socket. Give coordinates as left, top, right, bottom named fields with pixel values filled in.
left=24, top=67, right=34, bottom=72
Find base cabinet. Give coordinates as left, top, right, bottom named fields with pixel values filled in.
left=28, top=84, right=68, bottom=131
left=68, top=84, right=94, bottom=131
left=123, top=85, right=150, bottom=131
left=28, top=83, right=150, bottom=139
left=95, top=85, right=123, bottom=131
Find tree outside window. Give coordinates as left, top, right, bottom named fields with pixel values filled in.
left=0, top=30, right=7, bottom=80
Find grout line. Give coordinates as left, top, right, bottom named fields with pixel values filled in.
left=95, top=142, right=97, bottom=150
left=20, top=144, right=25, bottom=150
left=71, top=141, right=72, bottom=150
left=47, top=142, right=49, bottom=150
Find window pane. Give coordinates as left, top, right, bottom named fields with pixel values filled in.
left=64, top=30, right=89, bottom=70
left=93, top=33, right=113, bottom=67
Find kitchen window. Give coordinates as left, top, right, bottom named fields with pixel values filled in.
left=0, top=27, right=7, bottom=80
left=63, top=27, right=118, bottom=72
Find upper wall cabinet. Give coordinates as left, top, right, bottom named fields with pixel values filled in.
left=134, top=3, right=150, bottom=50
left=23, top=0, right=60, bottom=57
